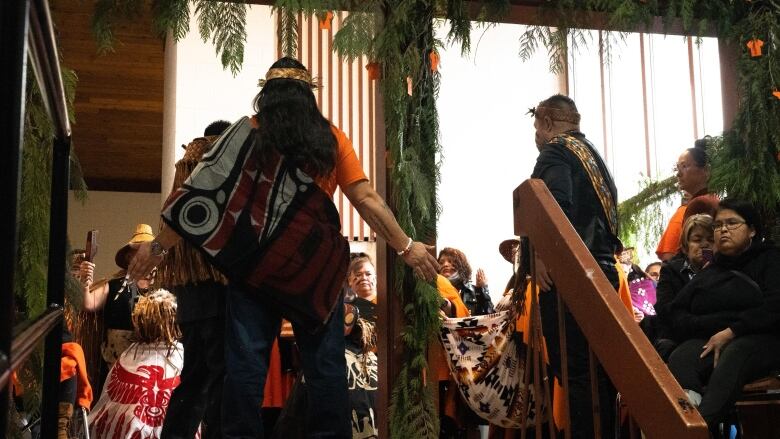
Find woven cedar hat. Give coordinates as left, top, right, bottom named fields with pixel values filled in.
left=115, top=224, right=155, bottom=269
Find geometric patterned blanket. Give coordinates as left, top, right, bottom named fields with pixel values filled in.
left=439, top=292, right=542, bottom=428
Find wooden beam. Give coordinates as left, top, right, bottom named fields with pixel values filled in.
left=718, top=39, right=740, bottom=130
left=470, top=3, right=717, bottom=37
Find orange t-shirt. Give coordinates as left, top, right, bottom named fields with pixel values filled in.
left=655, top=204, right=686, bottom=259
left=315, top=126, right=368, bottom=196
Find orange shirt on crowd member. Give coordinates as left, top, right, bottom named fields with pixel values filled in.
left=655, top=205, right=686, bottom=261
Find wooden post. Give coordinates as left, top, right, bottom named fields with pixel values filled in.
left=718, top=39, right=740, bottom=130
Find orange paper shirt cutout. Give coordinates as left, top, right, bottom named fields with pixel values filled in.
left=318, top=11, right=333, bottom=30
left=747, top=39, right=764, bottom=57
left=429, top=51, right=440, bottom=72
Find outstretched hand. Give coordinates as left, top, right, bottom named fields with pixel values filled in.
left=402, top=241, right=440, bottom=282
left=126, top=242, right=163, bottom=282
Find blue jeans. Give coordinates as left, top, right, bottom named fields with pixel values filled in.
left=222, top=284, right=350, bottom=438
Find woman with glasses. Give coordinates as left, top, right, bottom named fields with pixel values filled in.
left=666, top=199, right=780, bottom=437
left=656, top=138, right=719, bottom=261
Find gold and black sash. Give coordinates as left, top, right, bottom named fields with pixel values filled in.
left=550, top=133, right=618, bottom=236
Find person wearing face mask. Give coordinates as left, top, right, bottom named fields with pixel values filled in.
left=666, top=199, right=780, bottom=437
left=656, top=138, right=719, bottom=261
left=437, top=247, right=494, bottom=316
left=640, top=214, right=715, bottom=361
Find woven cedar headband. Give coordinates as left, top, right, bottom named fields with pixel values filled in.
left=257, top=67, right=320, bottom=88
left=529, top=105, right=581, bottom=125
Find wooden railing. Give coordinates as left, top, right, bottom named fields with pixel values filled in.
left=513, top=179, right=708, bottom=438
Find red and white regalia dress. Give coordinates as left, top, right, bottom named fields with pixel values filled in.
left=88, top=342, right=184, bottom=439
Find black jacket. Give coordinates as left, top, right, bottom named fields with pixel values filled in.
left=642, top=253, right=694, bottom=341
left=455, top=282, right=494, bottom=316
left=669, top=241, right=780, bottom=340
left=530, top=131, right=620, bottom=265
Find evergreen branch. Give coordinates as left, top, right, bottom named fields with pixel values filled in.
left=333, top=8, right=381, bottom=61
left=195, top=0, right=248, bottom=75
left=277, top=6, right=299, bottom=57
left=91, top=0, right=144, bottom=54
left=152, top=0, right=190, bottom=41
left=617, top=176, right=678, bottom=247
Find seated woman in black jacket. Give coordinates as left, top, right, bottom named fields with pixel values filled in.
left=644, top=214, right=714, bottom=361
left=667, top=199, right=780, bottom=436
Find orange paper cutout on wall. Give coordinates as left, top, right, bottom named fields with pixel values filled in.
left=318, top=11, right=334, bottom=30
left=747, top=39, right=764, bottom=57
left=365, top=62, right=380, bottom=80
left=429, top=51, right=440, bottom=72
left=773, top=89, right=780, bottom=100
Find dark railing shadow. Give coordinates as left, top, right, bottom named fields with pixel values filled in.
left=1, top=0, right=72, bottom=435
left=513, top=179, right=709, bottom=439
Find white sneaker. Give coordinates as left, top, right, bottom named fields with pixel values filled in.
left=685, top=389, right=702, bottom=407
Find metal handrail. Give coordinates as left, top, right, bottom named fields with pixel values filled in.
left=0, top=0, right=72, bottom=434
left=0, top=306, right=64, bottom=391
left=513, top=179, right=709, bottom=438
left=27, top=0, right=71, bottom=138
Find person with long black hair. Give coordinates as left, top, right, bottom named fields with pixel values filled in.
left=127, top=57, right=439, bottom=438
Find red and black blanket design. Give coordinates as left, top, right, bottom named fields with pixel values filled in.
left=161, top=117, right=349, bottom=331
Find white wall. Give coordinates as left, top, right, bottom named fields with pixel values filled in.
left=161, top=4, right=278, bottom=200
left=68, top=191, right=162, bottom=280
left=173, top=5, right=277, bottom=150
left=435, top=22, right=561, bottom=301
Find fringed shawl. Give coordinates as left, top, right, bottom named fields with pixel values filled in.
left=158, top=136, right=228, bottom=288
left=161, top=117, right=349, bottom=331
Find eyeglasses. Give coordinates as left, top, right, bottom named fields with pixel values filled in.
left=673, top=163, right=693, bottom=173
left=712, top=219, right=746, bottom=231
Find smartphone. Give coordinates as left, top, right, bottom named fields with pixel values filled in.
left=701, top=248, right=713, bottom=265
left=85, top=230, right=98, bottom=263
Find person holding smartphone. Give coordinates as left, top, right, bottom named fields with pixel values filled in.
left=641, top=214, right=715, bottom=361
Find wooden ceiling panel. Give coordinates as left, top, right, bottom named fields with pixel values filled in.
left=51, top=0, right=164, bottom=193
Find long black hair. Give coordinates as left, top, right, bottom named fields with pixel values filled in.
left=252, top=57, right=336, bottom=177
